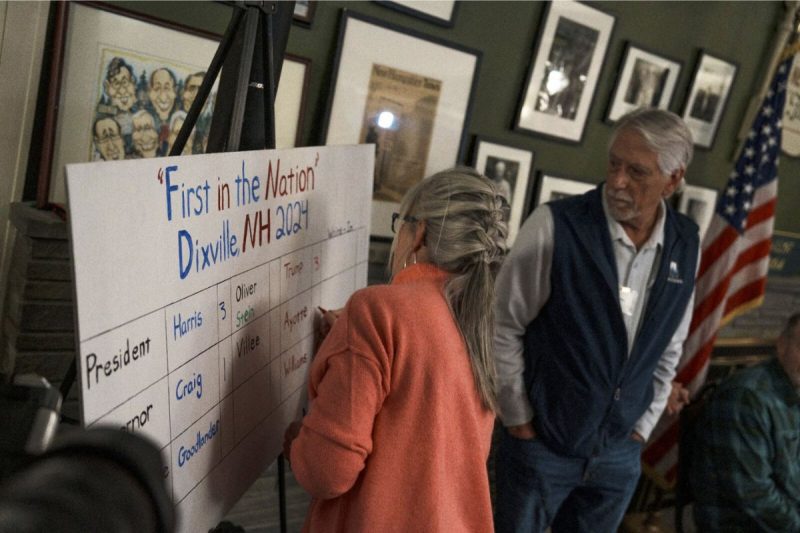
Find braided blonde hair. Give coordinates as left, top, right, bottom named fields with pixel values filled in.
left=392, top=167, right=509, bottom=411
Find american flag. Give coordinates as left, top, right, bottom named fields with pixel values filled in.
left=642, top=56, right=791, bottom=488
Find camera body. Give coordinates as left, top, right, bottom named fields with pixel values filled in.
left=0, top=378, right=62, bottom=481
left=0, top=378, right=175, bottom=532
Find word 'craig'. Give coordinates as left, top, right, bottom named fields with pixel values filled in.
left=175, top=372, right=203, bottom=401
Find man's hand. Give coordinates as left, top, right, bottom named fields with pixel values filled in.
left=666, top=380, right=691, bottom=416
left=507, top=422, right=536, bottom=440
left=630, top=431, right=645, bottom=443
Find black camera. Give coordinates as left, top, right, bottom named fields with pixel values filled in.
left=0, top=378, right=175, bottom=533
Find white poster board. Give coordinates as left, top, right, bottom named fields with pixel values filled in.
left=66, top=145, right=373, bottom=532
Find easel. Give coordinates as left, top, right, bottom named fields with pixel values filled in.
left=50, top=2, right=296, bottom=530
left=170, top=1, right=293, bottom=156
left=173, top=3, right=296, bottom=532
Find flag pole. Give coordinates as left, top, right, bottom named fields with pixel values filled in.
left=643, top=35, right=791, bottom=492
left=733, top=1, right=800, bottom=159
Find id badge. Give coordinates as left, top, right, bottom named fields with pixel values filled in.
left=619, top=285, right=639, bottom=317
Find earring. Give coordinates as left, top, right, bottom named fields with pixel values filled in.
left=402, top=252, right=417, bottom=269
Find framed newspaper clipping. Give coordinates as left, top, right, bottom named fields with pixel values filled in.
left=322, top=10, right=480, bottom=237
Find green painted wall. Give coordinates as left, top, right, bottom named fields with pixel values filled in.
left=109, top=0, right=799, bottom=232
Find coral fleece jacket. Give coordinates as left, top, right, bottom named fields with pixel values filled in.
left=291, top=263, right=495, bottom=532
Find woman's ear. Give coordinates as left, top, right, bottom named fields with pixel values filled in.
left=411, top=220, right=427, bottom=252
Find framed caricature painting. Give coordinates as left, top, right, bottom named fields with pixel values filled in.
left=606, top=43, right=682, bottom=123
left=472, top=138, right=535, bottom=245
left=514, top=0, right=615, bottom=143
left=322, top=10, right=481, bottom=238
left=43, top=2, right=311, bottom=206
left=681, top=51, right=738, bottom=149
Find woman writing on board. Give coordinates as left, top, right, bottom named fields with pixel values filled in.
left=283, top=168, right=509, bottom=531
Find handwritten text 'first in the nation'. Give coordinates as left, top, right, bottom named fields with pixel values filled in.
left=160, top=154, right=320, bottom=280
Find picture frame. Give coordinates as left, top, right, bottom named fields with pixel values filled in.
left=42, top=2, right=312, bottom=206
left=322, top=10, right=481, bottom=238
left=277, top=54, right=312, bottom=149
left=375, top=1, right=459, bottom=27
left=677, top=184, right=718, bottom=240
left=681, top=51, right=738, bottom=149
left=472, top=137, right=535, bottom=245
left=293, top=1, right=317, bottom=26
left=514, top=0, right=615, bottom=143
left=606, top=42, right=682, bottom=123
left=781, top=55, right=800, bottom=157
left=534, top=173, right=595, bottom=207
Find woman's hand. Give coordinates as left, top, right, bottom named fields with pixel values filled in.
left=317, top=307, right=343, bottom=344
left=283, top=420, right=303, bottom=463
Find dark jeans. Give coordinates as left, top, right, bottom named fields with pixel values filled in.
left=494, top=428, right=642, bottom=533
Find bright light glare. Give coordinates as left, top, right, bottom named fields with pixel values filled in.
left=377, top=111, right=395, bottom=129
left=545, top=70, right=568, bottom=95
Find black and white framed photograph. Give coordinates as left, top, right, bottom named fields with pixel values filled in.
left=534, top=173, right=595, bottom=206
left=293, top=1, right=317, bottom=26
left=472, top=138, right=535, bottom=245
left=323, top=11, right=481, bottom=237
left=606, top=43, right=682, bottom=122
left=678, top=184, right=718, bottom=239
left=682, top=51, right=738, bottom=149
left=375, top=1, right=458, bottom=27
left=782, top=55, right=800, bottom=156
left=514, top=0, right=615, bottom=143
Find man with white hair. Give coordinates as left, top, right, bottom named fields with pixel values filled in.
left=493, top=108, right=700, bottom=532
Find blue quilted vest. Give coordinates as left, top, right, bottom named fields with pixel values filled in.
left=523, top=185, right=698, bottom=458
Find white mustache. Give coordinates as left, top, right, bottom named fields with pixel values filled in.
left=607, top=190, right=633, bottom=203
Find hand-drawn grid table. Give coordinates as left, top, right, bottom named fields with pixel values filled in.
left=79, top=228, right=367, bottom=521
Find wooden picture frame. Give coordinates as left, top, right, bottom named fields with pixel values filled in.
left=322, top=10, right=481, bottom=238
left=681, top=51, right=738, bottom=149
left=40, top=2, right=311, bottom=206
left=606, top=42, right=682, bottom=123
left=514, top=0, right=615, bottom=143
left=375, top=1, right=459, bottom=27
left=472, top=137, right=535, bottom=245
